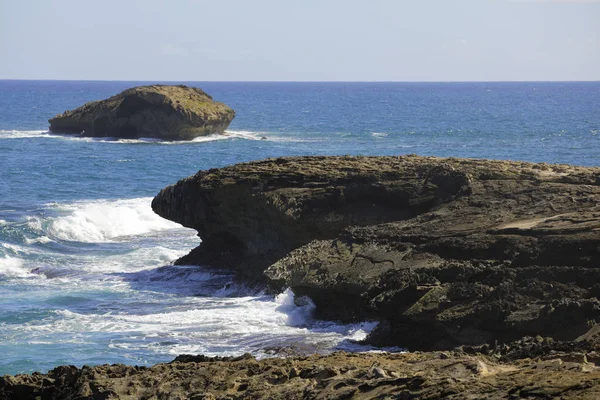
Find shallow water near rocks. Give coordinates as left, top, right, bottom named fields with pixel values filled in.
left=0, top=81, right=598, bottom=374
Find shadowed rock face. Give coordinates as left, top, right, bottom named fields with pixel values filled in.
left=152, top=155, right=600, bottom=350
left=48, top=85, right=235, bottom=140
left=152, top=156, right=472, bottom=280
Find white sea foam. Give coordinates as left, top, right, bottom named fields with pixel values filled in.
left=274, top=288, right=316, bottom=326
left=117, top=245, right=187, bottom=267
left=0, top=129, right=319, bottom=146
left=0, top=129, right=268, bottom=144
left=1, top=242, right=28, bottom=254
left=0, top=129, right=125, bottom=142
left=30, top=197, right=183, bottom=243
left=8, top=288, right=382, bottom=359
left=23, top=295, right=286, bottom=335
left=371, top=132, right=388, bottom=138
left=0, top=256, right=33, bottom=278
left=0, top=243, right=39, bottom=259
left=89, top=131, right=266, bottom=144
left=223, top=130, right=267, bottom=140
left=0, top=129, right=50, bottom=139
left=24, top=236, right=52, bottom=244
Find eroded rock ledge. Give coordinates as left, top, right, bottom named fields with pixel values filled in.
left=2, top=341, right=600, bottom=400
left=152, top=155, right=600, bottom=350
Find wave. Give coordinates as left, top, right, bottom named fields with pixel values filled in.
left=28, top=197, right=183, bottom=243
left=223, top=130, right=267, bottom=141
left=29, top=244, right=193, bottom=280
left=274, top=288, right=316, bottom=327
left=0, top=129, right=268, bottom=144
left=0, top=128, right=331, bottom=145
left=24, top=236, right=52, bottom=244
left=0, top=256, right=33, bottom=278
left=371, top=132, right=388, bottom=138
left=126, top=130, right=268, bottom=145
left=0, top=129, right=50, bottom=139
left=10, top=288, right=380, bottom=358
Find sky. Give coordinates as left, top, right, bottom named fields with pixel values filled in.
left=1, top=0, right=599, bottom=81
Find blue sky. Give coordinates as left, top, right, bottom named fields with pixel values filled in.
left=1, top=0, right=598, bottom=81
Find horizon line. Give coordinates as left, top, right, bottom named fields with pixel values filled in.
left=1, top=78, right=599, bottom=84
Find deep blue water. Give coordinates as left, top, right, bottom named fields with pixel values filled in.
left=0, top=80, right=598, bottom=375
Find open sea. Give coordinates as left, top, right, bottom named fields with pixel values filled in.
left=0, top=80, right=598, bottom=375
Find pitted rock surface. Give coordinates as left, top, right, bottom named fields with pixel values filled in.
left=2, top=351, right=599, bottom=400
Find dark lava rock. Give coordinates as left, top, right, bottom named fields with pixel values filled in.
left=48, top=85, right=235, bottom=140
left=152, top=155, right=600, bottom=350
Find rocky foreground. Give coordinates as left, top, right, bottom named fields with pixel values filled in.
left=3, top=155, right=599, bottom=398
left=49, top=85, right=235, bottom=140
left=2, top=341, right=600, bottom=399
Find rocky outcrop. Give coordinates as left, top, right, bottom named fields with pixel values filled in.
left=152, top=155, right=600, bottom=350
left=2, top=346, right=600, bottom=399
left=49, top=85, right=235, bottom=140
left=151, top=156, right=472, bottom=281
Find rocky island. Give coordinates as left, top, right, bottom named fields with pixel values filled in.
left=2, top=155, right=599, bottom=399
left=48, top=85, right=235, bottom=140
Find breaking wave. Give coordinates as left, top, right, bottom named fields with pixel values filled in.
left=0, top=256, right=33, bottom=278
left=0, top=129, right=268, bottom=144
left=0, top=129, right=50, bottom=139
left=28, top=197, right=182, bottom=243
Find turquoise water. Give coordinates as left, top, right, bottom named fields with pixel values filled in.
left=0, top=81, right=598, bottom=374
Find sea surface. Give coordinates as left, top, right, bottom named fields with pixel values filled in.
left=0, top=80, right=598, bottom=375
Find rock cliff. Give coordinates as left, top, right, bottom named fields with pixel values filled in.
left=152, top=155, right=600, bottom=350
left=151, top=156, right=472, bottom=279
left=48, top=85, right=235, bottom=140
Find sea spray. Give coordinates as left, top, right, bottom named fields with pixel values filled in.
left=40, top=198, right=182, bottom=243
left=0, top=256, right=33, bottom=278
left=275, top=288, right=316, bottom=327
left=0, top=129, right=266, bottom=144
left=0, top=196, right=382, bottom=374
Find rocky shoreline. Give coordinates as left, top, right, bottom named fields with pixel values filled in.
left=2, top=341, right=600, bottom=399
left=152, top=155, right=600, bottom=350
left=2, top=155, right=599, bottom=399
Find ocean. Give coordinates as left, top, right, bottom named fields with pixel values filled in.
left=0, top=80, right=598, bottom=375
